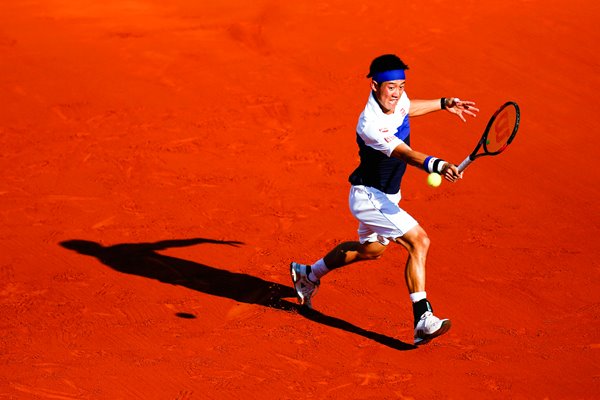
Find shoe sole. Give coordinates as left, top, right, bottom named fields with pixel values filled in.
left=289, top=262, right=306, bottom=306
left=415, top=319, right=452, bottom=346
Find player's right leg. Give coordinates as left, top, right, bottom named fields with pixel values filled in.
left=395, top=226, right=451, bottom=345
left=394, top=226, right=430, bottom=294
left=413, top=310, right=452, bottom=345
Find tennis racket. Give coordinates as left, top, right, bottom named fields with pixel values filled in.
left=457, top=101, right=520, bottom=173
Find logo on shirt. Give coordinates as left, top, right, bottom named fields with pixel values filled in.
left=379, top=128, right=395, bottom=143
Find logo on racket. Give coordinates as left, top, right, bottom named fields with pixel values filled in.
left=494, top=111, right=511, bottom=144
left=457, top=101, right=520, bottom=173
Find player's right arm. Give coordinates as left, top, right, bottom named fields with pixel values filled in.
left=391, top=142, right=462, bottom=182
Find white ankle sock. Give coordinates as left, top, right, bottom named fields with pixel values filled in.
left=409, top=291, right=427, bottom=303
left=310, top=258, right=329, bottom=281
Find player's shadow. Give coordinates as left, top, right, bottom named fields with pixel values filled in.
left=59, top=238, right=415, bottom=351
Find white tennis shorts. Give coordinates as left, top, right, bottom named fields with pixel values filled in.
left=348, top=185, right=419, bottom=245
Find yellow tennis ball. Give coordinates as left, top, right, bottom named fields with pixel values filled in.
left=427, top=173, right=442, bottom=187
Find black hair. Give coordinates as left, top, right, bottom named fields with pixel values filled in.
left=366, top=54, right=409, bottom=78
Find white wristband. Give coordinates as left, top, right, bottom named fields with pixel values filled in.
left=424, top=156, right=446, bottom=174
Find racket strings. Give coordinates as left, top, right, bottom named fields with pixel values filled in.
left=485, top=106, right=518, bottom=153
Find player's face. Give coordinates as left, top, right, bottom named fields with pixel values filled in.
left=373, top=80, right=405, bottom=114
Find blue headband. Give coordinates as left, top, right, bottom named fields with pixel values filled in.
left=371, top=69, right=406, bottom=83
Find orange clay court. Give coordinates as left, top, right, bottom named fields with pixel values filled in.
left=1, top=1, right=599, bottom=399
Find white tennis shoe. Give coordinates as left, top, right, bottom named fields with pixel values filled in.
left=290, top=262, right=320, bottom=308
left=414, top=311, right=451, bottom=345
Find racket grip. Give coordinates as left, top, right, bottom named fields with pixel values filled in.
left=457, top=156, right=473, bottom=173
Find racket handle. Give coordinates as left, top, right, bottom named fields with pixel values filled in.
left=457, top=156, right=473, bottom=173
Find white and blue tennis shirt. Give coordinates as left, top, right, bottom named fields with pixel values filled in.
left=349, top=91, right=411, bottom=194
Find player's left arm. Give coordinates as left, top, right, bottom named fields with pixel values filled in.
left=409, top=97, right=479, bottom=122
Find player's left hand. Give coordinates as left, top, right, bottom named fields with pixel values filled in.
left=446, top=97, right=479, bottom=122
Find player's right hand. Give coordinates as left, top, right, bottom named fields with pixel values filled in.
left=441, top=163, right=463, bottom=182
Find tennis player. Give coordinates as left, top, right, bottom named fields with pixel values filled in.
left=291, top=54, right=479, bottom=345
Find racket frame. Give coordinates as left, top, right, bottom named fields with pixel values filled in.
left=457, top=101, right=520, bottom=173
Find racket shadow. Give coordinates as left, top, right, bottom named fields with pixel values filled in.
left=59, top=238, right=415, bottom=351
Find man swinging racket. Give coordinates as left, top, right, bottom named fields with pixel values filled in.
left=291, top=54, right=479, bottom=345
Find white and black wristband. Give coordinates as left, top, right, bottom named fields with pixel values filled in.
left=424, top=156, right=446, bottom=174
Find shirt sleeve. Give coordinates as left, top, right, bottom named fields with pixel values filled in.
left=357, top=122, right=404, bottom=157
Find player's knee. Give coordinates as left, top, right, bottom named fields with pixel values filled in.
left=414, top=233, right=430, bottom=253
left=405, top=230, right=430, bottom=254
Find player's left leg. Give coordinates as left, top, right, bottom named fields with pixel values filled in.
left=290, top=240, right=386, bottom=308
left=323, top=240, right=387, bottom=269
left=290, top=261, right=320, bottom=308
